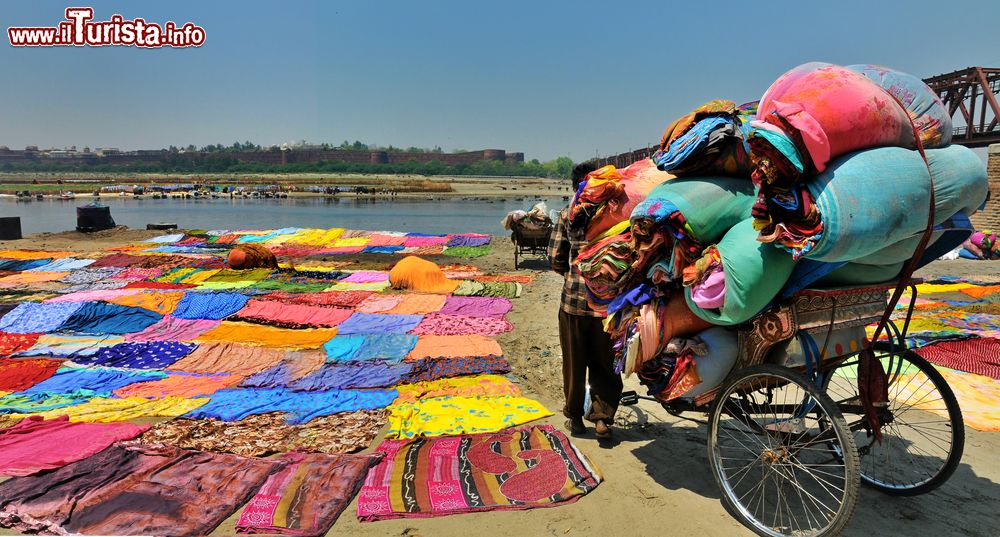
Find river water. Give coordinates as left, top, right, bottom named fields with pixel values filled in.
left=0, top=196, right=568, bottom=235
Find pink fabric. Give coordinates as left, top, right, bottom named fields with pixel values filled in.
left=758, top=62, right=916, bottom=171
left=690, top=269, right=726, bottom=309
left=439, top=296, right=512, bottom=318
left=125, top=316, right=221, bottom=342
left=110, top=267, right=164, bottom=280
left=403, top=236, right=449, bottom=248
left=341, top=271, right=389, bottom=283
left=235, top=299, right=353, bottom=327
left=44, top=289, right=143, bottom=303
left=367, top=234, right=407, bottom=247
left=356, top=295, right=405, bottom=314
left=585, top=159, right=669, bottom=242
left=0, top=415, right=149, bottom=477
left=410, top=313, right=514, bottom=336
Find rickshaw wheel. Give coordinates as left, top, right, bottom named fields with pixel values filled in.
left=822, top=346, right=965, bottom=496
left=708, top=364, right=859, bottom=537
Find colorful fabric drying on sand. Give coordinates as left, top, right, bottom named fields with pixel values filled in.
left=0, top=416, right=148, bottom=476
left=357, top=425, right=603, bottom=520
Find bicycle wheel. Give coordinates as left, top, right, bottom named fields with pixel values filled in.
left=708, top=364, right=860, bottom=537
left=823, top=346, right=964, bottom=495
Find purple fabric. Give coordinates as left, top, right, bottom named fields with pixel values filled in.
left=290, top=363, right=413, bottom=390
left=340, top=271, right=389, bottom=284
left=690, top=269, right=726, bottom=309
left=336, top=313, right=423, bottom=335
left=446, top=235, right=491, bottom=247
left=438, top=296, right=512, bottom=318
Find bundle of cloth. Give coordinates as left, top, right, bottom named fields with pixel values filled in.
left=653, top=100, right=758, bottom=177
left=960, top=230, right=1000, bottom=259
left=568, top=159, right=672, bottom=242
left=501, top=202, right=552, bottom=231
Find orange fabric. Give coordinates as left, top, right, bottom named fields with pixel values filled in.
left=385, top=294, right=448, bottom=315
left=405, top=334, right=503, bottom=360
left=388, top=256, right=459, bottom=294
left=113, top=373, right=244, bottom=398
left=196, top=322, right=337, bottom=349
left=959, top=285, right=1000, bottom=299
left=0, top=272, right=70, bottom=287
left=0, top=250, right=74, bottom=260
left=229, top=244, right=278, bottom=270
left=106, top=291, right=185, bottom=315
left=658, top=100, right=736, bottom=151
left=168, top=342, right=286, bottom=376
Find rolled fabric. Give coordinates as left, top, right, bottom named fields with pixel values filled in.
left=846, top=64, right=952, bottom=148
left=654, top=100, right=757, bottom=177
left=570, top=160, right=671, bottom=242
left=813, top=262, right=905, bottom=286
left=388, top=256, right=459, bottom=294
left=686, top=219, right=796, bottom=325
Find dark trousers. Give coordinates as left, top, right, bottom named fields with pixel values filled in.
left=558, top=309, right=623, bottom=422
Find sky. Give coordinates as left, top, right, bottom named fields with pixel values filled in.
left=1, top=0, right=999, bottom=162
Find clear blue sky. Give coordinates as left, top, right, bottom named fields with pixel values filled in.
left=2, top=0, right=999, bottom=161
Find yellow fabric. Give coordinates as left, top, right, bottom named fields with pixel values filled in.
left=196, top=322, right=337, bottom=349
left=106, top=291, right=185, bottom=315
left=285, top=228, right=346, bottom=246
left=179, top=269, right=220, bottom=284
left=0, top=250, right=74, bottom=260
left=895, top=369, right=1000, bottom=432
left=155, top=267, right=198, bottom=283
left=594, top=220, right=630, bottom=243
left=914, top=283, right=974, bottom=294
left=0, top=272, right=70, bottom=286
left=394, top=375, right=521, bottom=403
left=326, top=281, right=390, bottom=292
left=34, top=396, right=208, bottom=423
left=332, top=237, right=370, bottom=247
left=385, top=395, right=551, bottom=439
left=388, top=256, right=459, bottom=294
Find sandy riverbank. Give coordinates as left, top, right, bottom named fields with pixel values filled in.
left=0, top=228, right=997, bottom=537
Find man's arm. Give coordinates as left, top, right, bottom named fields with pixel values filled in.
left=548, top=212, right=570, bottom=275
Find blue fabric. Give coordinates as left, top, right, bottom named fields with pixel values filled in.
left=18, top=367, right=167, bottom=397
left=291, top=362, right=413, bottom=390
left=0, top=259, right=52, bottom=271
left=405, top=232, right=446, bottom=237
left=73, top=341, right=197, bottom=369
left=235, top=228, right=302, bottom=243
left=352, top=334, right=418, bottom=364
left=653, top=116, right=730, bottom=171
left=362, top=246, right=405, bottom=254
left=322, top=335, right=366, bottom=362
left=335, top=313, right=423, bottom=335
left=0, top=393, right=96, bottom=413
left=26, top=258, right=96, bottom=272
left=172, top=292, right=250, bottom=320
left=781, top=260, right=848, bottom=298
left=751, top=129, right=805, bottom=172
left=184, top=387, right=397, bottom=423
left=959, top=249, right=979, bottom=260
left=0, top=302, right=85, bottom=334
left=57, top=302, right=163, bottom=335
left=607, top=283, right=656, bottom=315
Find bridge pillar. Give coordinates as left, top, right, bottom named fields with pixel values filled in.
left=972, top=144, right=1000, bottom=230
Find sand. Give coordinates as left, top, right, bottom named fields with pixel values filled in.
left=0, top=229, right=997, bottom=537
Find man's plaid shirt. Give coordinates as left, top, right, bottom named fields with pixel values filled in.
left=548, top=208, right=602, bottom=317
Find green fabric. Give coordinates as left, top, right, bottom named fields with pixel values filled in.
left=248, top=279, right=331, bottom=293
left=815, top=262, right=904, bottom=286
left=687, top=219, right=796, bottom=325
left=453, top=280, right=521, bottom=298
left=442, top=246, right=491, bottom=258
left=203, top=268, right=273, bottom=283
left=753, top=129, right=804, bottom=172
left=636, top=177, right=756, bottom=244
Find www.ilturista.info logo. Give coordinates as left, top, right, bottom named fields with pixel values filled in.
left=8, top=7, right=205, bottom=48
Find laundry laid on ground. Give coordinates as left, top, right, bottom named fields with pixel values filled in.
left=0, top=229, right=602, bottom=533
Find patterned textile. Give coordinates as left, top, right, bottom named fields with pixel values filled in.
left=895, top=368, right=1000, bottom=432
left=58, top=267, right=123, bottom=284
left=184, top=387, right=397, bottom=424
left=56, top=302, right=163, bottom=335
left=124, top=316, right=221, bottom=342
left=0, top=444, right=282, bottom=536
left=240, top=351, right=327, bottom=388
left=410, top=314, right=513, bottom=336
left=385, top=395, right=551, bottom=438
left=0, top=358, right=62, bottom=391
left=393, top=375, right=521, bottom=403
left=236, top=451, right=383, bottom=536
left=0, top=332, right=42, bottom=356
left=915, top=338, right=1000, bottom=379
left=105, top=291, right=185, bottom=315
left=452, top=280, right=522, bottom=299
left=168, top=342, right=286, bottom=377
left=404, top=355, right=511, bottom=383
left=291, top=362, right=414, bottom=390
left=264, top=290, right=374, bottom=308
left=72, top=341, right=197, bottom=369
left=356, top=425, right=602, bottom=520
left=336, top=313, right=423, bottom=335
left=113, top=372, right=242, bottom=398
left=18, top=367, right=167, bottom=397
left=33, top=396, right=209, bottom=422
left=17, top=334, right=125, bottom=358
left=130, top=410, right=388, bottom=456
left=547, top=209, right=600, bottom=316
left=439, top=296, right=512, bottom=318
left=0, top=302, right=84, bottom=333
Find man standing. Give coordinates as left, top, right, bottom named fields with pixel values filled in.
left=548, top=163, right=622, bottom=439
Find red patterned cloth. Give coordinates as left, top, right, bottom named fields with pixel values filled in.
left=915, top=337, right=1000, bottom=380
left=0, top=358, right=61, bottom=391
left=0, top=332, right=42, bottom=357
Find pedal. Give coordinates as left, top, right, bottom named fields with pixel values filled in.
left=620, top=390, right=640, bottom=406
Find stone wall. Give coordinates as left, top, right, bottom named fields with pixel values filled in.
left=971, top=144, right=1000, bottom=230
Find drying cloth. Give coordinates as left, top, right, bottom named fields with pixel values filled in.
left=122, top=281, right=196, bottom=290
left=367, top=233, right=407, bottom=247
left=405, top=335, right=503, bottom=360
left=0, top=302, right=84, bottom=333
left=72, top=341, right=197, bottom=369
left=362, top=246, right=405, bottom=254
left=388, top=256, right=459, bottom=294
left=385, top=294, right=448, bottom=314
left=196, top=322, right=338, bottom=349
left=265, top=290, right=374, bottom=308
left=385, top=395, right=551, bottom=438
left=356, top=425, right=602, bottom=520
left=401, top=245, right=445, bottom=256
left=336, top=313, right=423, bottom=335
left=59, top=267, right=123, bottom=284
left=0, top=332, right=42, bottom=356
left=341, top=271, right=389, bottom=284
left=350, top=334, right=419, bottom=364
left=106, top=291, right=184, bottom=314
left=234, top=299, right=352, bottom=328
left=0, top=272, right=70, bottom=287
left=404, top=355, right=511, bottom=383
left=452, top=280, right=522, bottom=298
left=26, top=258, right=95, bottom=272
left=403, top=236, right=449, bottom=248
left=185, top=387, right=397, bottom=424
left=0, top=444, right=282, bottom=536
left=394, top=375, right=521, bottom=403
left=447, top=235, right=491, bottom=247
left=915, top=338, right=1000, bottom=379
left=114, top=372, right=243, bottom=398
left=179, top=269, right=221, bottom=284
left=108, top=267, right=163, bottom=281
left=168, top=342, right=286, bottom=377
left=441, top=246, right=491, bottom=258
left=204, top=268, right=273, bottom=285
left=33, top=396, right=206, bottom=422
left=130, top=410, right=388, bottom=457
left=19, top=367, right=167, bottom=397
left=323, top=335, right=366, bottom=362
left=0, top=393, right=92, bottom=414
left=17, top=334, right=125, bottom=358
left=0, top=249, right=73, bottom=260
left=333, top=237, right=370, bottom=247
left=236, top=451, right=383, bottom=536
left=355, top=295, right=405, bottom=313
left=0, top=358, right=62, bottom=391
left=291, top=363, right=413, bottom=390
left=326, top=281, right=389, bottom=292
left=124, top=316, right=221, bottom=342
left=410, top=314, right=513, bottom=336
left=60, top=281, right=130, bottom=293
left=44, top=288, right=142, bottom=303
left=56, top=302, right=163, bottom=335
left=0, top=259, right=52, bottom=272
left=172, top=292, right=250, bottom=320
left=439, top=296, right=512, bottom=318
left=241, top=351, right=327, bottom=388
left=0, top=415, right=148, bottom=477
left=895, top=368, right=1000, bottom=432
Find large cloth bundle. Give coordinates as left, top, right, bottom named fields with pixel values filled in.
left=686, top=219, right=796, bottom=325
left=846, top=64, right=952, bottom=148
left=804, top=145, right=987, bottom=262
left=576, top=233, right=637, bottom=310
left=630, top=177, right=756, bottom=280
left=757, top=62, right=917, bottom=173
left=570, top=160, right=671, bottom=242
left=653, top=100, right=757, bottom=177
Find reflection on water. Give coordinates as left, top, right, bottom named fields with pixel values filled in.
left=0, top=196, right=567, bottom=235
